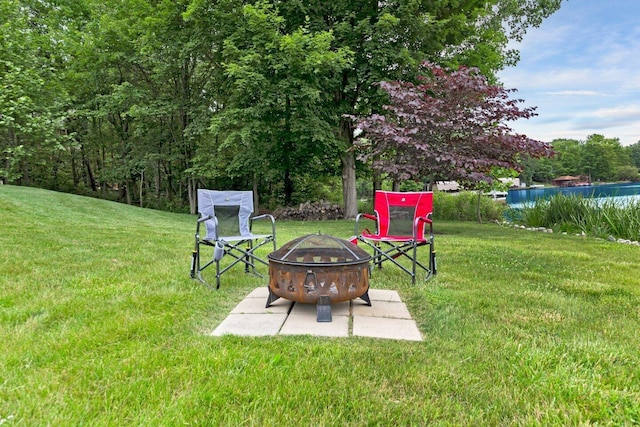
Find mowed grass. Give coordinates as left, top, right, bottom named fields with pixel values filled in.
left=1, top=185, right=639, bottom=425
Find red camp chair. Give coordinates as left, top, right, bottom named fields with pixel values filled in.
left=352, top=191, right=436, bottom=283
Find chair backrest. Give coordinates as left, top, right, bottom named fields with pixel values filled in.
left=197, top=190, right=254, bottom=239
left=374, top=191, right=433, bottom=239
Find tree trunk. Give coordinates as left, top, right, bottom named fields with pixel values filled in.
left=341, top=151, right=357, bottom=218
left=125, top=181, right=132, bottom=205
left=284, top=168, right=293, bottom=205
left=188, top=176, right=197, bottom=215
left=82, top=145, right=97, bottom=192
left=339, top=118, right=358, bottom=219
left=139, top=169, right=144, bottom=208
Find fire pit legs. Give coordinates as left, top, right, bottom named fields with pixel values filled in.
left=265, top=287, right=280, bottom=308
left=316, top=296, right=332, bottom=322
left=359, top=290, right=372, bottom=306
left=267, top=287, right=373, bottom=323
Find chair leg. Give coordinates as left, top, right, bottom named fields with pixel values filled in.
left=358, top=237, right=437, bottom=283
left=215, top=259, right=222, bottom=289
left=190, top=250, right=197, bottom=279
left=244, top=244, right=251, bottom=273
left=411, top=242, right=417, bottom=284
left=431, top=249, right=437, bottom=276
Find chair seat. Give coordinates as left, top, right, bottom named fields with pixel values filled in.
left=360, top=232, right=428, bottom=244
left=204, top=234, right=272, bottom=243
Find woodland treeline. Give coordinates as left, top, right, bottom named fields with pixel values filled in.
left=522, top=135, right=640, bottom=186
left=2, top=0, right=572, bottom=215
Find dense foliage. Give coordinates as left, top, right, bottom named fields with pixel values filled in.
left=521, top=135, right=640, bottom=185
left=433, top=191, right=506, bottom=222
left=2, top=0, right=569, bottom=214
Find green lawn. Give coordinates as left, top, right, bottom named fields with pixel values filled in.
left=1, top=185, right=639, bottom=425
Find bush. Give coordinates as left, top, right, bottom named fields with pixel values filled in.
left=433, top=191, right=506, bottom=222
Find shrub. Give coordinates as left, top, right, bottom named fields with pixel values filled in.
left=433, top=191, right=506, bottom=222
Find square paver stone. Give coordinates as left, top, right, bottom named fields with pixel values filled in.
left=352, top=300, right=412, bottom=319
left=280, top=302, right=349, bottom=337
left=366, top=289, right=402, bottom=302
left=211, top=313, right=288, bottom=337
left=245, top=286, right=270, bottom=299
left=231, top=295, right=292, bottom=314
left=352, top=315, right=422, bottom=341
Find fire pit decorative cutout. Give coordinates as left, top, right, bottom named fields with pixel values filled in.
left=266, top=233, right=371, bottom=322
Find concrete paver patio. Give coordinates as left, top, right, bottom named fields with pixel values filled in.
left=211, top=287, right=422, bottom=341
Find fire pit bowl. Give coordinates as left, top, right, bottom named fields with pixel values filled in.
left=266, top=233, right=371, bottom=322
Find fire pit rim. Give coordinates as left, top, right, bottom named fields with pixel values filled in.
left=267, top=233, right=371, bottom=267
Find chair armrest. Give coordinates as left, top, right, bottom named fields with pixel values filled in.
left=195, top=213, right=216, bottom=241
left=197, top=214, right=213, bottom=224
left=413, top=214, right=433, bottom=239
left=251, top=214, right=276, bottom=241
left=354, top=212, right=377, bottom=235
left=251, top=213, right=275, bottom=224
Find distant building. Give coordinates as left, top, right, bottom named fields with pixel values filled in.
left=552, top=176, right=580, bottom=187
left=498, top=177, right=520, bottom=188
left=436, top=181, right=460, bottom=192
left=552, top=175, right=591, bottom=187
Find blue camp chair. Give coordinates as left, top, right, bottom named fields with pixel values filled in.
left=190, top=190, right=276, bottom=289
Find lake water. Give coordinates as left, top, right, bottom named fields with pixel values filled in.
left=506, top=182, right=640, bottom=209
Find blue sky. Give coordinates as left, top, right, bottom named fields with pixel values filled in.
left=497, top=0, right=640, bottom=146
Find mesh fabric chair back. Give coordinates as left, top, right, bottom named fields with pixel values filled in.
left=197, top=190, right=253, bottom=241
left=375, top=191, right=433, bottom=240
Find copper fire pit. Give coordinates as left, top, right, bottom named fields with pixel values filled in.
left=266, top=233, right=371, bottom=322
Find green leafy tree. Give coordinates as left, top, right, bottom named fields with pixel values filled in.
left=551, top=139, right=582, bottom=177
left=235, top=0, right=562, bottom=217
left=201, top=2, right=351, bottom=206
left=582, top=134, right=626, bottom=182
left=0, top=0, right=70, bottom=184
left=626, top=142, right=640, bottom=170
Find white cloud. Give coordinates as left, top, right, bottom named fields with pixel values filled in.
left=545, top=90, right=607, bottom=97
left=573, top=105, right=640, bottom=130
left=497, top=0, right=640, bottom=146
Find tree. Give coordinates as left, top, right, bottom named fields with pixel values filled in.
left=582, top=134, right=627, bottom=182
left=271, top=0, right=563, bottom=217
left=353, top=62, right=553, bottom=186
left=0, top=0, right=70, bottom=184
left=626, top=142, right=640, bottom=170
left=202, top=2, right=350, bottom=206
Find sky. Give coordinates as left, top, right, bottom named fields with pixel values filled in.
left=497, top=0, right=640, bottom=146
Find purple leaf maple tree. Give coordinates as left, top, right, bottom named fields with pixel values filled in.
left=353, top=62, right=554, bottom=183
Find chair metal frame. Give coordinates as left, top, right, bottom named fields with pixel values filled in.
left=190, top=190, right=276, bottom=289
left=353, top=190, right=436, bottom=283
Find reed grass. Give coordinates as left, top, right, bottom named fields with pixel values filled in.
left=1, top=185, right=640, bottom=425
left=511, top=193, right=640, bottom=241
